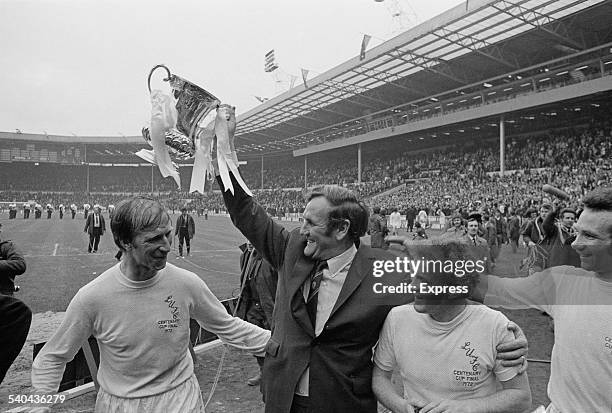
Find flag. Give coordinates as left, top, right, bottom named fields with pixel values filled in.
left=360, top=34, right=371, bottom=60
left=301, top=68, right=309, bottom=89
left=264, top=49, right=279, bottom=72
left=290, top=75, right=297, bottom=89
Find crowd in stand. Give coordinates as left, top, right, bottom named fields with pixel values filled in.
left=1, top=126, right=610, bottom=218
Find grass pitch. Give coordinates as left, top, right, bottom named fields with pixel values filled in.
left=0, top=213, right=552, bottom=411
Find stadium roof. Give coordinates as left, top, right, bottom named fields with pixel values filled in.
left=1, top=0, right=610, bottom=157
left=234, top=0, right=611, bottom=155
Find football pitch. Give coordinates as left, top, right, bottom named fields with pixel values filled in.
left=1, top=212, right=297, bottom=313
left=0, top=212, right=552, bottom=412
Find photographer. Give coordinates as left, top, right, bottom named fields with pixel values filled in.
left=0, top=222, right=30, bottom=385
left=0, top=222, right=27, bottom=296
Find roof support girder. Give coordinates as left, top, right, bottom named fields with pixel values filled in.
left=323, top=80, right=395, bottom=106
left=493, top=0, right=586, bottom=51
left=311, top=84, right=381, bottom=110
left=393, top=49, right=470, bottom=85
left=275, top=106, right=330, bottom=126
left=286, top=98, right=357, bottom=119
left=351, top=66, right=430, bottom=97
left=433, top=27, right=520, bottom=69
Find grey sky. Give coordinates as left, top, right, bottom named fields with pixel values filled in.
left=0, top=0, right=463, bottom=136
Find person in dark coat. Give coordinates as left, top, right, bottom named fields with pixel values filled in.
left=237, top=243, right=278, bottom=386
left=217, top=172, right=527, bottom=413
left=543, top=206, right=580, bottom=268
left=175, top=207, right=195, bottom=258
left=369, top=207, right=387, bottom=248
left=507, top=211, right=521, bottom=253
left=0, top=295, right=31, bottom=384
left=84, top=206, right=106, bottom=253
left=0, top=222, right=29, bottom=384
left=0, top=223, right=27, bottom=296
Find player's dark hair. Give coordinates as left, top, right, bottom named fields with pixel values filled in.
left=111, top=197, right=171, bottom=251
left=582, top=187, right=612, bottom=212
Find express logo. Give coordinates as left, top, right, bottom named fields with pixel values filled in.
left=605, top=336, right=612, bottom=354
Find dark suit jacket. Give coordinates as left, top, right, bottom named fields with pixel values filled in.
left=220, top=174, right=409, bottom=413
left=84, top=213, right=105, bottom=236
left=175, top=214, right=195, bottom=238
left=236, top=245, right=278, bottom=328
left=368, top=213, right=387, bottom=248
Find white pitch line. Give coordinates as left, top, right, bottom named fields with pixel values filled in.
left=53, top=243, right=59, bottom=256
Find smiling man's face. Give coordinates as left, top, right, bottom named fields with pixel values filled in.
left=130, top=221, right=173, bottom=274
left=571, top=208, right=612, bottom=276
left=300, top=196, right=346, bottom=261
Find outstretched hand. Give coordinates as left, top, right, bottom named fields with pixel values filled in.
left=497, top=321, right=529, bottom=374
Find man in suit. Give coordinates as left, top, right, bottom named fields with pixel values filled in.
left=507, top=210, right=521, bottom=253
left=84, top=206, right=105, bottom=253
left=463, top=217, right=488, bottom=248
left=175, top=207, right=195, bottom=258
left=368, top=206, right=387, bottom=249
left=217, top=168, right=527, bottom=413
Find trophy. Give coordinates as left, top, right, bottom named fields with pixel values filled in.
left=138, top=64, right=251, bottom=195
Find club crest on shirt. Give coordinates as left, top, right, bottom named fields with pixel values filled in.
left=453, top=341, right=482, bottom=388
left=157, top=295, right=182, bottom=332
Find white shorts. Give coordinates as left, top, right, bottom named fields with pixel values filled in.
left=95, top=374, right=204, bottom=413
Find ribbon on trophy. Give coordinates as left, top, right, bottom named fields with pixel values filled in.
left=215, top=104, right=252, bottom=196
left=138, top=64, right=252, bottom=195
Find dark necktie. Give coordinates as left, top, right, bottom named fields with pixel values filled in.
left=306, top=261, right=327, bottom=325
left=472, top=237, right=477, bottom=246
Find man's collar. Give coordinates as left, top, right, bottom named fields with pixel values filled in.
left=326, top=244, right=357, bottom=278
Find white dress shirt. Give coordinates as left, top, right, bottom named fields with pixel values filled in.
left=295, top=244, right=358, bottom=396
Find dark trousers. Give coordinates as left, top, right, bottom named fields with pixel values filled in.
left=178, top=231, right=190, bottom=256
left=407, top=218, right=414, bottom=232
left=71, top=211, right=76, bottom=219
left=0, top=295, right=32, bottom=385
left=47, top=211, right=52, bottom=219
left=9, top=210, right=16, bottom=219
left=59, top=211, right=63, bottom=219
left=290, top=395, right=309, bottom=413
left=88, top=233, right=101, bottom=252
left=24, top=210, right=30, bottom=219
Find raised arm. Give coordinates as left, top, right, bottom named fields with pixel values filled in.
left=542, top=207, right=558, bottom=236
left=217, top=171, right=290, bottom=271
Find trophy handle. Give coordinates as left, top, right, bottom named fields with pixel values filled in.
left=148, top=64, right=172, bottom=93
